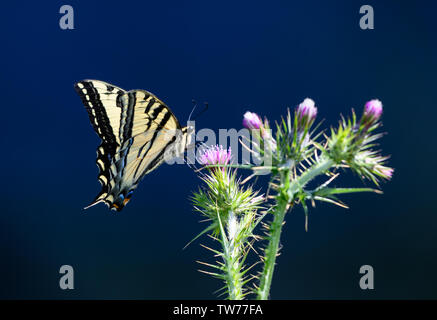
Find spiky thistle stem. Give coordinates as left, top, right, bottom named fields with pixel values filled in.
left=257, top=168, right=291, bottom=300
left=257, top=157, right=334, bottom=299
left=218, top=211, right=244, bottom=299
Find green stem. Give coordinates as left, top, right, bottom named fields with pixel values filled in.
left=257, top=157, right=334, bottom=300
left=218, top=211, right=244, bottom=300
left=257, top=169, right=291, bottom=300
left=288, top=157, right=335, bottom=197
left=223, top=242, right=243, bottom=300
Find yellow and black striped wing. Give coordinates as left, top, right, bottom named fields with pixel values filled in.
left=74, top=80, right=184, bottom=211
left=74, top=80, right=126, bottom=206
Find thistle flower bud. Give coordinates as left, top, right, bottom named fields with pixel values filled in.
left=296, top=98, right=317, bottom=130
left=361, top=99, right=383, bottom=127
left=243, top=111, right=263, bottom=130
left=199, top=145, right=232, bottom=168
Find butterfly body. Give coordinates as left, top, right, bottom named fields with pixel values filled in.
left=74, top=80, right=190, bottom=211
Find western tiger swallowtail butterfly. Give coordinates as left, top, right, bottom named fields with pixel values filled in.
left=74, top=80, right=191, bottom=211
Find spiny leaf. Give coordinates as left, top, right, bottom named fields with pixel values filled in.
left=315, top=187, right=382, bottom=197
left=183, top=223, right=217, bottom=249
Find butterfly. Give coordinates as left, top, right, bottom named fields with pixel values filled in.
left=74, top=80, right=191, bottom=211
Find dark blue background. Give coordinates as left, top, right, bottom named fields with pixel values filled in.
left=0, top=0, right=436, bottom=299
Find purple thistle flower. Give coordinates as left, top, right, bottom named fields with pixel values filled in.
left=361, top=99, right=383, bottom=127
left=199, top=145, right=232, bottom=168
left=243, top=112, right=263, bottom=130
left=296, top=98, right=317, bottom=130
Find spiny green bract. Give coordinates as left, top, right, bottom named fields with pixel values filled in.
left=324, top=111, right=392, bottom=185
left=191, top=169, right=263, bottom=236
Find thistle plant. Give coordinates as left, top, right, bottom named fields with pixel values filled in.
left=189, top=98, right=393, bottom=300
left=191, top=145, right=264, bottom=299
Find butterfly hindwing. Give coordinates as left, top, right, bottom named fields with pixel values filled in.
left=75, top=80, right=185, bottom=211
left=106, top=129, right=180, bottom=210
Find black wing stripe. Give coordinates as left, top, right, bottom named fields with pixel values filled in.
left=138, top=136, right=177, bottom=181
left=74, top=81, right=120, bottom=147
left=133, top=110, right=173, bottom=179
left=120, top=91, right=135, bottom=142
left=115, top=92, right=136, bottom=182
left=136, top=103, right=170, bottom=157
left=143, top=101, right=164, bottom=132
left=75, top=81, right=123, bottom=205
left=144, top=97, right=155, bottom=114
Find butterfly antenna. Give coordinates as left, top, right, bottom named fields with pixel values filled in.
left=188, top=99, right=197, bottom=123
left=188, top=99, right=208, bottom=123
left=193, top=102, right=209, bottom=121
